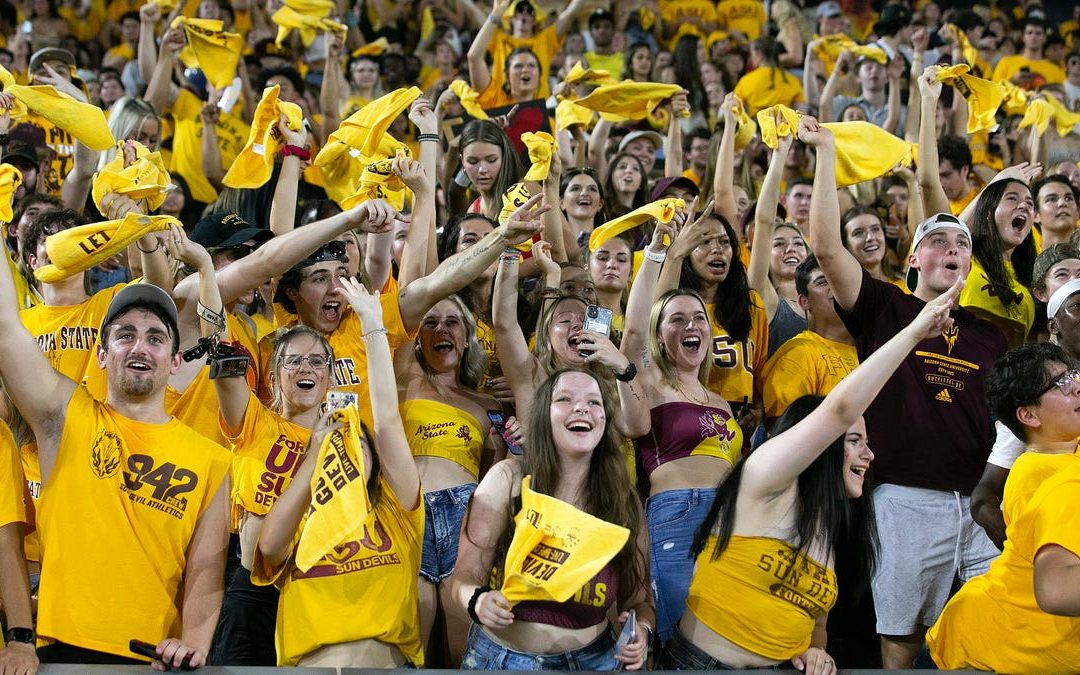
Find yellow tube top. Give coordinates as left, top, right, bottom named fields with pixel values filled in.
left=686, top=535, right=837, bottom=661
left=400, top=399, right=484, bottom=477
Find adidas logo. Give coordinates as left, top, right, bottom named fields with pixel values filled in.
left=935, top=389, right=953, bottom=403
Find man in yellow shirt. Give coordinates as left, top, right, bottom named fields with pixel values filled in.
left=937, top=135, right=977, bottom=215
left=681, top=129, right=711, bottom=187
left=991, top=17, right=1066, bottom=88
left=12, top=48, right=83, bottom=196
left=583, top=9, right=623, bottom=76
left=0, top=265, right=230, bottom=668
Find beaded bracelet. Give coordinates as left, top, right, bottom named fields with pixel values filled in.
left=361, top=327, right=388, bottom=341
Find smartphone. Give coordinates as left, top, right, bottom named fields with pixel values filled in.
left=129, top=639, right=195, bottom=670
left=487, top=410, right=523, bottom=455
left=19, top=21, right=31, bottom=34
left=325, top=390, right=358, bottom=412
left=613, top=608, right=636, bottom=668
left=580, top=304, right=613, bottom=356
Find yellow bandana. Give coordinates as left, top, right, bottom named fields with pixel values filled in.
left=91, top=141, right=172, bottom=214
left=0, top=165, right=21, bottom=223
left=35, top=214, right=181, bottom=283
left=933, top=64, right=1006, bottom=134
left=573, top=81, right=688, bottom=122
left=222, top=85, right=305, bottom=189
left=1042, top=94, right=1080, bottom=137
left=521, top=132, right=556, bottom=182
left=171, top=17, right=243, bottom=89
left=316, top=130, right=409, bottom=207
left=449, top=79, right=488, bottom=119
left=827, top=120, right=917, bottom=187
left=295, top=406, right=371, bottom=572
left=5, top=85, right=114, bottom=150
left=500, top=476, right=629, bottom=605
left=341, top=157, right=410, bottom=210
left=588, top=198, right=684, bottom=251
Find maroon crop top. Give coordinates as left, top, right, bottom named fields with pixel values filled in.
left=511, top=561, right=619, bottom=629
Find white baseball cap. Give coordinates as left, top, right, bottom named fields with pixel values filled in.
left=1047, top=278, right=1080, bottom=319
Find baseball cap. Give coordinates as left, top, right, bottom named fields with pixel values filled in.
left=650, top=176, right=700, bottom=202
left=29, top=47, right=74, bottom=74
left=910, top=212, right=971, bottom=253
left=873, top=4, right=912, bottom=35
left=100, top=284, right=179, bottom=346
left=618, top=129, right=664, bottom=154
left=1, top=143, right=38, bottom=169
left=190, top=213, right=273, bottom=250
left=588, top=8, right=614, bottom=26
left=1047, top=278, right=1080, bottom=319
left=816, top=1, right=844, bottom=19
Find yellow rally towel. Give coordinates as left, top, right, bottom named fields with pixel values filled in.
left=283, top=0, right=334, bottom=16
left=588, top=198, right=685, bottom=251
left=944, top=23, right=979, bottom=69
left=35, top=213, right=181, bottom=283
left=316, top=130, right=409, bottom=207
left=449, top=80, right=488, bottom=119
left=565, top=61, right=616, bottom=87
left=756, top=104, right=802, bottom=148
left=295, top=406, right=371, bottom=572
left=91, top=141, right=172, bottom=214
left=352, top=37, right=390, bottom=58
left=573, top=81, right=688, bottom=122
left=826, top=120, right=917, bottom=187
left=500, top=476, right=629, bottom=605
left=336, top=87, right=422, bottom=158
left=419, top=6, right=435, bottom=41
left=222, top=85, right=304, bottom=189
left=1042, top=94, right=1080, bottom=137
left=732, top=97, right=756, bottom=150
left=0, top=165, right=21, bottom=223
left=999, top=79, right=1029, bottom=116
left=555, top=98, right=593, bottom=129
left=522, top=132, right=556, bottom=182
left=272, top=5, right=346, bottom=47
left=933, top=64, right=1006, bottom=134
left=172, top=17, right=243, bottom=89
left=1019, top=97, right=1052, bottom=134
left=6, top=85, right=114, bottom=150
left=812, top=34, right=888, bottom=65
left=341, top=157, right=410, bottom=210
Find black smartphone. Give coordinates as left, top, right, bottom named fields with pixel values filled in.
left=487, top=410, right=523, bottom=455
left=129, top=639, right=195, bottom=671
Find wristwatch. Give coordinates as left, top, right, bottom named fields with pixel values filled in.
left=4, top=627, right=35, bottom=645
left=615, top=362, right=637, bottom=382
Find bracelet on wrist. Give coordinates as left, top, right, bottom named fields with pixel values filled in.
left=643, top=248, right=667, bottom=263
left=279, top=144, right=311, bottom=161
left=417, top=133, right=440, bottom=143
left=467, top=586, right=490, bottom=624
left=361, top=327, right=388, bottom=341
left=136, top=239, right=161, bottom=254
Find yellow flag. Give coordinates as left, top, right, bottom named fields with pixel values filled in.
left=999, top=79, right=1029, bottom=116
left=449, top=79, right=489, bottom=119
left=521, top=132, right=556, bottom=182
left=35, top=214, right=181, bottom=283
left=92, top=141, right=172, bottom=213
left=500, top=476, right=629, bottom=605
left=223, top=85, right=305, bottom=188
left=6, top=85, right=113, bottom=150
left=0, top=165, right=21, bottom=223
left=933, top=64, right=1006, bottom=134
left=351, top=37, right=390, bottom=58
left=171, top=17, right=243, bottom=89
left=589, top=198, right=685, bottom=251
left=573, top=81, right=687, bottom=122
left=295, top=406, right=371, bottom=573
left=944, top=23, right=979, bottom=69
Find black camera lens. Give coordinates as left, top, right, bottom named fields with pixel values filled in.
left=587, top=306, right=598, bottom=317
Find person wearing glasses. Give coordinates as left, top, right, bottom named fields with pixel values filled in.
left=923, top=339, right=1080, bottom=671
left=211, top=325, right=338, bottom=665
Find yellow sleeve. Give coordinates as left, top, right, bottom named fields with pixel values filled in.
left=0, top=422, right=24, bottom=527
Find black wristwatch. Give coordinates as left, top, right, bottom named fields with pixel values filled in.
left=615, top=362, right=637, bottom=382
left=4, top=627, right=35, bottom=645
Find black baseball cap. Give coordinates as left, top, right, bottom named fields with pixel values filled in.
left=190, top=212, right=272, bottom=250
left=589, top=8, right=614, bottom=26
left=100, top=284, right=179, bottom=348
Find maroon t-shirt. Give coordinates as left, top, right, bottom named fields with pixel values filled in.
left=836, top=271, right=1007, bottom=494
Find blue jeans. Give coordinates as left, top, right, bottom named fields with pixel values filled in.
left=662, top=625, right=782, bottom=670
left=645, top=488, right=717, bottom=645
left=461, top=623, right=618, bottom=670
left=419, top=483, right=476, bottom=582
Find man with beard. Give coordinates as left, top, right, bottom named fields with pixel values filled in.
left=0, top=265, right=230, bottom=669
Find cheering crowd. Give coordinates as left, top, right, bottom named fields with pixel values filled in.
left=0, top=0, right=1079, bottom=671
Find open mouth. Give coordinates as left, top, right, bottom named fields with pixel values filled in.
left=682, top=336, right=702, bottom=354
left=321, top=301, right=342, bottom=324
left=433, top=340, right=454, bottom=353
left=1011, top=215, right=1028, bottom=232
left=783, top=255, right=801, bottom=265
left=126, top=361, right=152, bottom=372
left=850, top=465, right=868, bottom=478
left=297, top=378, right=316, bottom=390
left=863, top=242, right=880, bottom=254
left=944, top=261, right=960, bottom=272
left=566, top=419, right=593, bottom=433
left=576, top=198, right=594, bottom=207
left=707, top=260, right=727, bottom=275
left=568, top=333, right=582, bottom=348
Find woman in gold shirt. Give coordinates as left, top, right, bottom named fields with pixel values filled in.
left=667, top=278, right=961, bottom=671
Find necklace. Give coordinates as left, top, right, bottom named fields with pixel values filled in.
left=674, top=380, right=710, bottom=406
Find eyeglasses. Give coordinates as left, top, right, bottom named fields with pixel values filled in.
left=1038, top=369, right=1080, bottom=398
left=281, top=354, right=332, bottom=370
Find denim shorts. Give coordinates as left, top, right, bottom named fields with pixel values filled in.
left=661, top=625, right=781, bottom=670
left=645, top=487, right=717, bottom=645
left=460, top=622, right=618, bottom=670
left=419, top=483, right=476, bottom=583
left=871, top=484, right=999, bottom=635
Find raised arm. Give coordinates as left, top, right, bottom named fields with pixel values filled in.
left=405, top=98, right=440, bottom=279
left=747, top=131, right=791, bottom=316
left=491, top=248, right=533, bottom=401
left=268, top=112, right=309, bottom=237
left=664, top=92, right=689, bottom=178
left=199, top=97, right=226, bottom=192
left=397, top=193, right=547, bottom=331
left=742, top=279, right=961, bottom=498
left=59, top=140, right=97, bottom=211
left=586, top=117, right=611, bottom=178
left=818, top=50, right=853, bottom=124
left=916, top=67, right=951, bottom=217
left=145, top=24, right=184, bottom=115
left=339, top=277, right=421, bottom=508
left=138, top=2, right=162, bottom=87
left=466, top=0, right=507, bottom=94
left=712, top=94, right=739, bottom=227
left=883, top=56, right=904, bottom=135
left=799, top=118, right=863, bottom=310
left=319, top=34, right=344, bottom=142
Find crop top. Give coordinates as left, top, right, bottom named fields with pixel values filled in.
left=401, top=399, right=484, bottom=477
left=637, top=402, right=742, bottom=476
left=686, top=535, right=837, bottom=661
left=508, top=561, right=619, bottom=629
